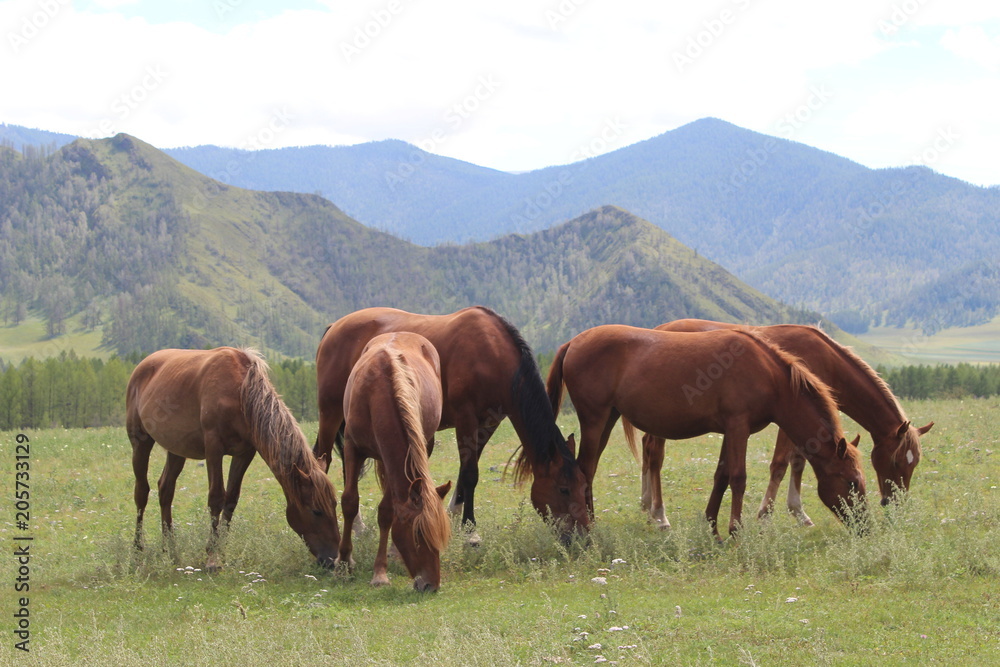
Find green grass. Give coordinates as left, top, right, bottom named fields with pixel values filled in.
left=0, top=313, right=108, bottom=365
left=859, top=316, right=1000, bottom=364
left=2, top=398, right=999, bottom=665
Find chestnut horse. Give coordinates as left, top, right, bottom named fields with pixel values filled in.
left=646, top=320, right=933, bottom=526
left=546, top=325, right=867, bottom=537
left=127, top=347, right=341, bottom=570
left=338, top=332, right=452, bottom=592
left=315, top=307, right=589, bottom=539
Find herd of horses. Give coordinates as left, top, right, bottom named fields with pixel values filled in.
left=125, top=306, right=933, bottom=592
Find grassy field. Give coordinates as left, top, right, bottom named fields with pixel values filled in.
left=1, top=398, right=998, bottom=665
left=858, top=316, right=1000, bottom=365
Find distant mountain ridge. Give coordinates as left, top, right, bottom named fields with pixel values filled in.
left=5, top=120, right=998, bottom=332
left=1, top=133, right=853, bottom=361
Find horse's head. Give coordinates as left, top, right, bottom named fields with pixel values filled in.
left=392, top=480, right=452, bottom=593
left=528, top=434, right=591, bottom=540
left=813, top=434, right=869, bottom=528
left=871, top=421, right=933, bottom=506
left=286, top=465, right=341, bottom=568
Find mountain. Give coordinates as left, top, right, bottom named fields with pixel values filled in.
left=9, top=120, right=997, bottom=333
left=162, top=120, right=1000, bottom=331
left=0, top=134, right=854, bottom=360
left=0, top=123, right=77, bottom=153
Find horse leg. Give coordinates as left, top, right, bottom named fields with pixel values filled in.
left=786, top=448, right=814, bottom=527
left=370, top=492, right=394, bottom=587
left=704, top=445, right=730, bottom=540
left=723, top=427, right=750, bottom=537
left=157, top=452, right=186, bottom=556
left=757, top=429, right=791, bottom=520
left=642, top=433, right=670, bottom=529
left=203, top=434, right=227, bottom=572
left=452, top=412, right=499, bottom=543
left=129, top=428, right=155, bottom=551
left=576, top=408, right=620, bottom=518
left=222, top=450, right=256, bottom=525
left=336, top=444, right=362, bottom=571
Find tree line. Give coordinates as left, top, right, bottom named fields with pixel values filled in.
left=2, top=352, right=998, bottom=431
left=0, top=352, right=318, bottom=431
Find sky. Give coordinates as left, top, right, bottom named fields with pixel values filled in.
left=2, top=0, right=998, bottom=186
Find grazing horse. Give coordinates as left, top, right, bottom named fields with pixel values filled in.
left=546, top=325, right=867, bottom=537
left=338, top=332, right=452, bottom=592
left=647, top=320, right=933, bottom=526
left=315, top=307, right=590, bottom=539
left=127, top=347, right=341, bottom=570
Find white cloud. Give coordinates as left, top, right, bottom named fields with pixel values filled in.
left=0, top=0, right=996, bottom=184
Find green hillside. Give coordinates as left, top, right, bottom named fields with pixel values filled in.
left=0, top=135, right=876, bottom=361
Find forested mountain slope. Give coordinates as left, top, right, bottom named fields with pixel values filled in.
left=0, top=135, right=848, bottom=358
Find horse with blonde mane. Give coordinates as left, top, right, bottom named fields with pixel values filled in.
left=127, top=347, right=341, bottom=570
left=645, top=320, right=933, bottom=526
left=338, top=332, right=452, bottom=592
left=546, top=325, right=867, bottom=537
left=315, top=307, right=589, bottom=542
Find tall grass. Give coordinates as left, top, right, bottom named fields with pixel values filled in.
left=2, top=398, right=998, bottom=665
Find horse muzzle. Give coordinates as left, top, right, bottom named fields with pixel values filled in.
left=412, top=576, right=439, bottom=593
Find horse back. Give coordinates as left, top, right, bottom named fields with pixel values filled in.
left=319, top=307, right=521, bottom=424
left=127, top=347, right=251, bottom=458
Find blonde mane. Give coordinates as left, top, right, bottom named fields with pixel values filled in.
left=239, top=348, right=336, bottom=516
left=387, top=350, right=451, bottom=553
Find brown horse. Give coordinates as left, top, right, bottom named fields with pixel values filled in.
left=315, top=307, right=589, bottom=540
left=648, top=319, right=933, bottom=526
left=127, top=347, right=341, bottom=570
left=338, top=332, right=452, bottom=592
left=546, top=325, right=867, bottom=537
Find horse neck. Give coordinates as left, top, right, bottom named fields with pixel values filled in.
left=813, top=342, right=907, bottom=439
left=772, top=387, right=842, bottom=459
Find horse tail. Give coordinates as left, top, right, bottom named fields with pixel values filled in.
left=389, top=353, right=451, bottom=553
left=546, top=341, right=571, bottom=415
left=620, top=417, right=640, bottom=463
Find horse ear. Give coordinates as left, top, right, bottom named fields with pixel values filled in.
left=895, top=421, right=911, bottom=438
left=296, top=466, right=311, bottom=481
left=917, top=421, right=934, bottom=436
left=565, top=433, right=577, bottom=457
left=408, top=479, right=424, bottom=510
left=435, top=480, right=452, bottom=499
left=850, top=434, right=861, bottom=448
left=836, top=437, right=848, bottom=459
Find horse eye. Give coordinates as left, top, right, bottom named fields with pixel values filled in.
left=559, top=487, right=570, bottom=496
left=312, top=509, right=324, bottom=517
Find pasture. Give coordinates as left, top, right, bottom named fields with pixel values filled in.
left=2, top=398, right=998, bottom=665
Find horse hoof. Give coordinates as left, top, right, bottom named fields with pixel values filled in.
left=656, top=522, right=671, bottom=531
left=370, top=575, right=390, bottom=587
left=465, top=530, right=482, bottom=547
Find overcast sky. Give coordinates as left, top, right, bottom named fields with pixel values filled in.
left=2, top=0, right=998, bottom=186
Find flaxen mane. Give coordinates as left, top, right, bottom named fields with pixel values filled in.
left=385, top=350, right=450, bottom=552
left=239, top=348, right=336, bottom=516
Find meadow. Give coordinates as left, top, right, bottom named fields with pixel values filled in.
left=2, top=398, right=998, bottom=665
